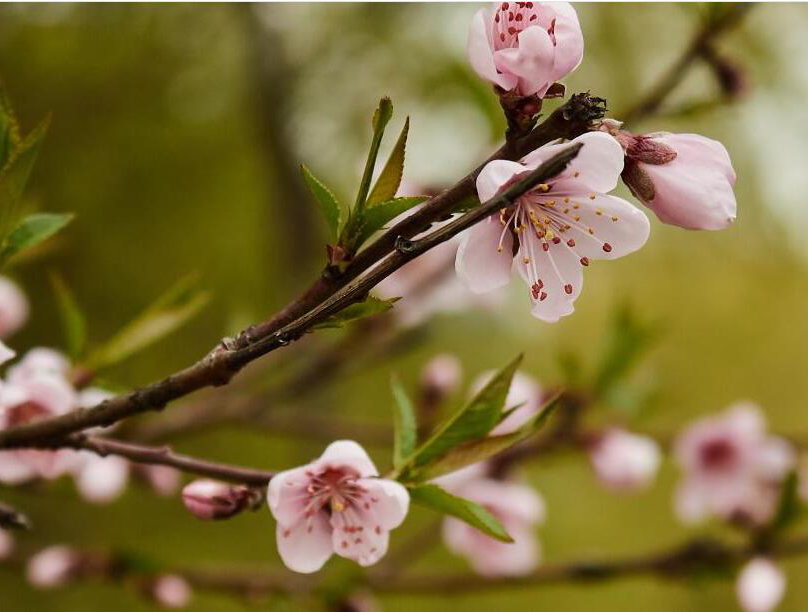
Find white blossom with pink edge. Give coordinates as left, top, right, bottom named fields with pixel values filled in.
left=5, top=347, right=71, bottom=384
left=443, top=477, right=545, bottom=576
left=674, top=403, right=794, bottom=526
left=267, top=440, right=410, bottom=573
left=456, top=132, right=650, bottom=322
left=153, top=574, right=193, bottom=608
left=589, top=428, right=661, bottom=492
left=736, top=557, right=786, bottom=612
left=468, top=2, right=583, bottom=98
left=622, top=132, right=737, bottom=230
left=26, top=545, right=78, bottom=589
left=470, top=370, right=542, bottom=435
left=0, top=276, right=28, bottom=339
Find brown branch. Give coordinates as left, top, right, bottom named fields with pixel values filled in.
left=0, top=499, right=31, bottom=530
left=620, top=4, right=753, bottom=124
left=0, top=108, right=598, bottom=451
left=65, top=436, right=276, bottom=486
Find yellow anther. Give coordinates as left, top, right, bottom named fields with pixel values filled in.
left=588, top=227, right=594, bottom=235
left=332, top=499, right=345, bottom=513
left=523, top=256, right=530, bottom=264
left=538, top=183, right=550, bottom=192
left=589, top=193, right=596, bottom=200
left=573, top=203, right=579, bottom=209
left=564, top=197, right=570, bottom=203
left=611, top=216, right=618, bottom=222
left=573, top=215, right=580, bottom=222
left=497, top=246, right=504, bottom=253
left=573, top=171, right=580, bottom=178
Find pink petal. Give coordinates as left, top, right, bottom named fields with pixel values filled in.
left=494, top=25, right=555, bottom=97
left=0, top=340, right=15, bottom=366
left=475, top=159, right=526, bottom=203
left=330, top=506, right=390, bottom=567
left=549, top=2, right=584, bottom=82
left=455, top=216, right=514, bottom=295
left=275, top=513, right=333, bottom=574
left=358, top=478, right=410, bottom=530
left=0, top=276, right=29, bottom=339
left=0, top=451, right=36, bottom=485
left=317, top=440, right=378, bottom=478
left=74, top=453, right=129, bottom=504
left=267, top=465, right=314, bottom=526
left=736, top=558, right=786, bottom=612
left=467, top=9, right=516, bottom=91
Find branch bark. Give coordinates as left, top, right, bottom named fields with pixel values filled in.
left=0, top=100, right=600, bottom=451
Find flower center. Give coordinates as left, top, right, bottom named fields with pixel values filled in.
left=5, top=401, right=51, bottom=427
left=303, top=467, right=366, bottom=517
left=492, top=2, right=553, bottom=51
left=699, top=438, right=738, bottom=472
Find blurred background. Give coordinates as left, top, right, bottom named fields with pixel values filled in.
left=2, top=2, right=808, bottom=610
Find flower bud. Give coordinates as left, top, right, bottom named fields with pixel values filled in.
left=736, top=557, right=786, bottom=612
left=589, top=429, right=661, bottom=492
left=26, top=545, right=79, bottom=589
left=152, top=574, right=193, bottom=608
left=420, top=354, right=462, bottom=400
left=181, top=479, right=255, bottom=520
left=0, top=276, right=29, bottom=339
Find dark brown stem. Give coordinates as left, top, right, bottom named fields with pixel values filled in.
left=620, top=4, right=753, bottom=124
left=65, top=436, right=276, bottom=486
left=0, top=127, right=592, bottom=451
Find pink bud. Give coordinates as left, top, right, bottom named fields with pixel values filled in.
left=621, top=132, right=737, bottom=230
left=153, top=574, right=193, bottom=608
left=736, top=558, right=786, bottom=612
left=589, top=429, right=661, bottom=492
left=420, top=354, right=462, bottom=398
left=26, top=545, right=78, bottom=589
left=0, top=276, right=29, bottom=339
left=182, top=479, right=251, bottom=520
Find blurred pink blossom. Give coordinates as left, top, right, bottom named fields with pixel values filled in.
left=470, top=370, right=542, bottom=435
left=153, top=574, right=193, bottom=608
left=420, top=354, right=463, bottom=399
left=443, top=477, right=544, bottom=576
left=457, top=132, right=650, bottom=322
left=0, top=528, right=14, bottom=560
left=736, top=557, right=786, bottom=612
left=139, top=464, right=182, bottom=496
left=0, top=276, right=28, bottom=339
left=468, top=2, right=583, bottom=97
left=73, top=453, right=130, bottom=504
left=674, top=403, right=794, bottom=526
left=267, top=440, right=409, bottom=573
left=589, top=428, right=661, bottom=492
left=26, top=545, right=78, bottom=589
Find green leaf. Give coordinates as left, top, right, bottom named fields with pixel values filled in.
left=0, top=116, right=51, bottom=240
left=311, top=295, right=397, bottom=330
left=49, top=272, right=88, bottom=360
left=353, top=97, right=393, bottom=215
left=353, top=196, right=427, bottom=249
left=0, top=79, right=22, bottom=171
left=417, top=394, right=560, bottom=480
left=0, top=211, right=73, bottom=268
left=770, top=471, right=802, bottom=533
left=391, top=377, right=417, bottom=470
left=401, top=354, right=522, bottom=477
left=367, top=117, right=409, bottom=207
left=408, top=483, right=512, bottom=542
left=301, top=164, right=341, bottom=240
left=87, top=274, right=210, bottom=370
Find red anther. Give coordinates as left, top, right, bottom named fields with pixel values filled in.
left=539, top=292, right=548, bottom=301
left=580, top=257, right=589, bottom=266
left=515, top=13, right=523, bottom=21
left=508, top=27, right=517, bottom=35
left=495, top=13, right=500, bottom=22
left=542, top=242, right=549, bottom=252
left=602, top=243, right=613, bottom=253
left=500, top=33, right=506, bottom=42
left=567, top=239, right=576, bottom=247
left=564, top=284, right=573, bottom=295
left=530, top=14, right=537, bottom=21
left=501, top=2, right=509, bottom=9
left=526, top=1, right=534, bottom=7
left=552, top=237, right=561, bottom=244
left=537, top=279, right=543, bottom=288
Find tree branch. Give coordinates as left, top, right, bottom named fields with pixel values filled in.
left=0, top=111, right=596, bottom=451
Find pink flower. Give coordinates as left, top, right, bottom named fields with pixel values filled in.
left=0, top=276, right=28, bottom=339
left=443, top=478, right=544, bottom=576
left=152, top=574, right=193, bottom=608
left=138, top=464, right=182, bottom=496
left=457, top=132, right=650, bottom=322
left=26, top=545, right=79, bottom=589
left=674, top=403, right=794, bottom=525
left=0, top=370, right=78, bottom=484
left=73, top=452, right=130, bottom=504
left=589, top=428, right=661, bottom=492
left=267, top=440, right=410, bottom=573
left=471, top=370, right=542, bottom=435
left=612, top=126, right=737, bottom=230
left=182, top=479, right=256, bottom=520
left=468, top=2, right=583, bottom=97
left=6, top=347, right=71, bottom=383
left=736, top=558, right=786, bottom=612
left=420, top=354, right=463, bottom=401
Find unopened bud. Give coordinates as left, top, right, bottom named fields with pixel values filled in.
left=420, top=354, right=462, bottom=400
left=182, top=479, right=257, bottom=520
left=26, top=545, right=79, bottom=589
left=152, top=574, right=193, bottom=608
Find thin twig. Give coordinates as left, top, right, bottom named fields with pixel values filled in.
left=0, top=499, right=31, bottom=530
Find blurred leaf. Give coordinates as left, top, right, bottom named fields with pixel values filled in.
left=0, top=79, right=22, bottom=171
left=353, top=196, right=427, bottom=248
left=301, top=164, right=341, bottom=241
left=417, top=394, right=560, bottom=480
left=312, top=295, right=397, bottom=330
left=408, top=483, right=512, bottom=543
left=87, top=274, right=210, bottom=370
left=592, top=303, right=659, bottom=398
left=367, top=116, right=409, bottom=206
left=49, top=272, right=88, bottom=360
left=0, top=116, right=51, bottom=240
left=399, top=354, right=522, bottom=477
left=770, top=471, right=803, bottom=533
left=391, top=376, right=417, bottom=470
left=0, top=211, right=73, bottom=268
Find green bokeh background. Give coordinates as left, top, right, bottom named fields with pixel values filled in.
left=2, top=3, right=808, bottom=610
